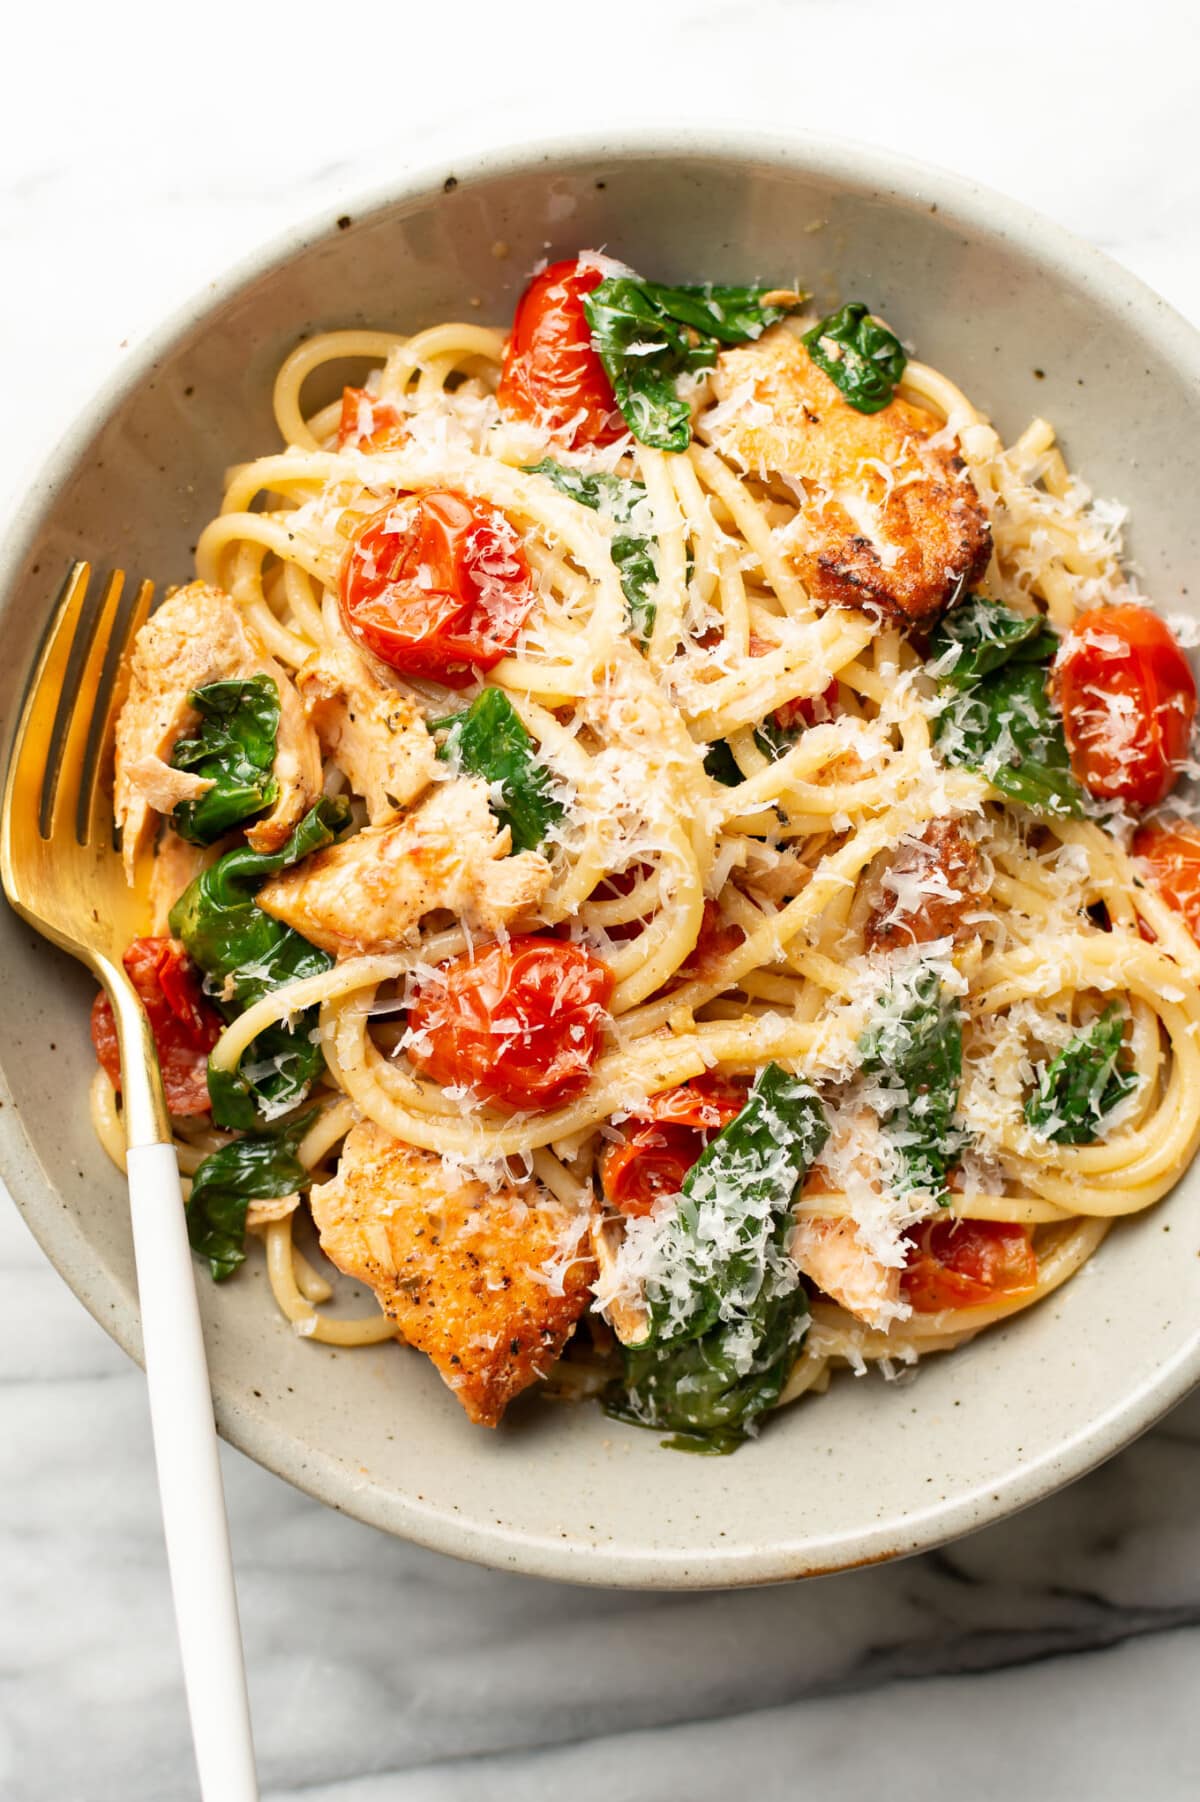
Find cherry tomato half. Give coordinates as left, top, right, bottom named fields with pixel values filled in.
left=1133, top=819, right=1200, bottom=944
left=336, top=386, right=407, bottom=452
left=638, top=1070, right=748, bottom=1130
left=340, top=490, right=536, bottom=688
left=1056, top=605, right=1196, bottom=809
left=90, top=937, right=222, bottom=1117
left=901, top=1218, right=1037, bottom=1314
left=407, top=936, right=613, bottom=1112
left=600, top=1121, right=702, bottom=1217
left=497, top=258, right=623, bottom=448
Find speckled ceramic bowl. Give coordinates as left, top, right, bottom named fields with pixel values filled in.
left=4, top=130, right=1200, bottom=1587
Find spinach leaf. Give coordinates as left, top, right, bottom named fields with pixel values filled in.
left=643, top=1062, right=830, bottom=1346
left=187, top=1111, right=312, bottom=1281
left=928, top=595, right=1060, bottom=688
left=859, top=965, right=967, bottom=1202
left=933, top=661, right=1084, bottom=817
left=802, top=303, right=906, bottom=414
left=170, top=676, right=281, bottom=844
left=1024, top=1004, right=1137, bottom=1144
left=605, top=1269, right=808, bottom=1455
left=583, top=276, right=802, bottom=452
left=434, top=687, right=563, bottom=854
left=524, top=459, right=658, bottom=641
left=169, top=798, right=349, bottom=1130
left=704, top=739, right=743, bottom=787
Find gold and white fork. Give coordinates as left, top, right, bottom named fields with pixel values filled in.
left=0, top=563, right=259, bottom=1801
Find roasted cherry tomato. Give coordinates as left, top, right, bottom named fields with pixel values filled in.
left=340, top=490, right=536, bottom=688
left=639, top=1070, right=747, bottom=1129
left=680, top=898, right=746, bottom=979
left=497, top=258, right=622, bottom=447
left=336, top=386, right=407, bottom=452
left=90, top=937, right=222, bottom=1117
left=1056, top=605, right=1196, bottom=808
left=901, top=1218, right=1037, bottom=1314
left=1133, top=819, right=1200, bottom=943
left=407, top=936, right=613, bottom=1111
left=600, top=1121, right=702, bottom=1217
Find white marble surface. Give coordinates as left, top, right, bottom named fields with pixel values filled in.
left=4, top=1, right=1200, bottom=1796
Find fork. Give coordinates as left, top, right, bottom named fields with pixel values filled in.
left=1, top=563, right=259, bottom=1801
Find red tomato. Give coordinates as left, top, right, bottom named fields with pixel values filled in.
left=336, top=386, right=407, bottom=452
left=681, top=899, right=746, bottom=979
left=1132, top=820, right=1200, bottom=943
left=901, top=1218, right=1037, bottom=1314
left=600, top=1122, right=702, bottom=1217
left=340, top=491, right=536, bottom=688
left=638, top=1070, right=747, bottom=1130
left=1056, top=605, right=1196, bottom=808
left=90, top=937, right=222, bottom=1117
left=407, top=936, right=613, bottom=1111
left=497, top=258, right=623, bottom=447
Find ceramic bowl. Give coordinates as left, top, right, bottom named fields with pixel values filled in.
left=4, top=129, right=1200, bottom=1587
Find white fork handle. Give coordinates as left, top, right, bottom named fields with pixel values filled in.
left=127, top=1142, right=259, bottom=1801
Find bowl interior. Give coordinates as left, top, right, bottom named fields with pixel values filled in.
left=4, top=136, right=1200, bottom=1585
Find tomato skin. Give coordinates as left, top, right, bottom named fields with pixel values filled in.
left=498, top=259, right=623, bottom=448
left=1133, top=820, right=1200, bottom=943
left=336, top=386, right=407, bottom=452
left=747, top=635, right=839, bottom=733
left=902, top=1218, right=1037, bottom=1313
left=639, top=1070, right=747, bottom=1129
left=90, top=937, right=222, bottom=1117
left=600, top=1121, right=702, bottom=1217
left=340, top=491, right=536, bottom=688
left=1057, top=605, right=1196, bottom=808
left=407, top=936, right=613, bottom=1111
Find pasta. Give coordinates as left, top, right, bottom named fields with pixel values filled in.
left=88, top=252, right=1200, bottom=1452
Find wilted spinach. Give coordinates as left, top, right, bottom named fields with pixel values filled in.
left=859, top=964, right=967, bottom=1202
left=169, top=798, right=349, bottom=1130
left=434, top=687, right=563, bottom=854
left=524, top=459, right=659, bottom=641
left=1024, top=1004, right=1137, bottom=1144
left=801, top=302, right=907, bottom=413
left=928, top=594, right=1059, bottom=688
left=187, top=1111, right=312, bottom=1281
left=170, top=676, right=280, bottom=844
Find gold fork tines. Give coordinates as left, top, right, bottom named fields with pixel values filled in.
left=1, top=560, right=166, bottom=1143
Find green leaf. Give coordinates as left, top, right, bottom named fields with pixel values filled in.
left=644, top=1063, right=830, bottom=1347
left=187, top=1111, right=312, bottom=1281
left=933, top=661, right=1085, bottom=817
left=583, top=275, right=803, bottom=452
left=170, top=676, right=281, bottom=844
left=928, top=595, right=1060, bottom=688
left=169, top=798, right=350, bottom=1129
left=802, top=302, right=906, bottom=414
left=859, top=965, right=967, bottom=1202
left=605, top=1278, right=808, bottom=1454
left=434, top=687, right=564, bottom=854
left=1024, top=1004, right=1138, bottom=1144
left=704, top=739, right=744, bottom=787
left=524, top=459, right=658, bottom=641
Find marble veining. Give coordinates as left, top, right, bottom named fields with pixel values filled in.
left=3, top=0, right=1200, bottom=1795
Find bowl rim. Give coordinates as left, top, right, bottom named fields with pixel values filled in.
left=4, top=122, right=1200, bottom=1587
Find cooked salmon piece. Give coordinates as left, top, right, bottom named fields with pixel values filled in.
left=257, top=777, right=551, bottom=956
left=703, top=327, right=991, bottom=621
left=865, top=818, right=985, bottom=952
left=790, top=1215, right=902, bottom=1330
left=296, top=609, right=436, bottom=825
left=309, top=1122, right=595, bottom=1425
left=114, top=583, right=321, bottom=878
